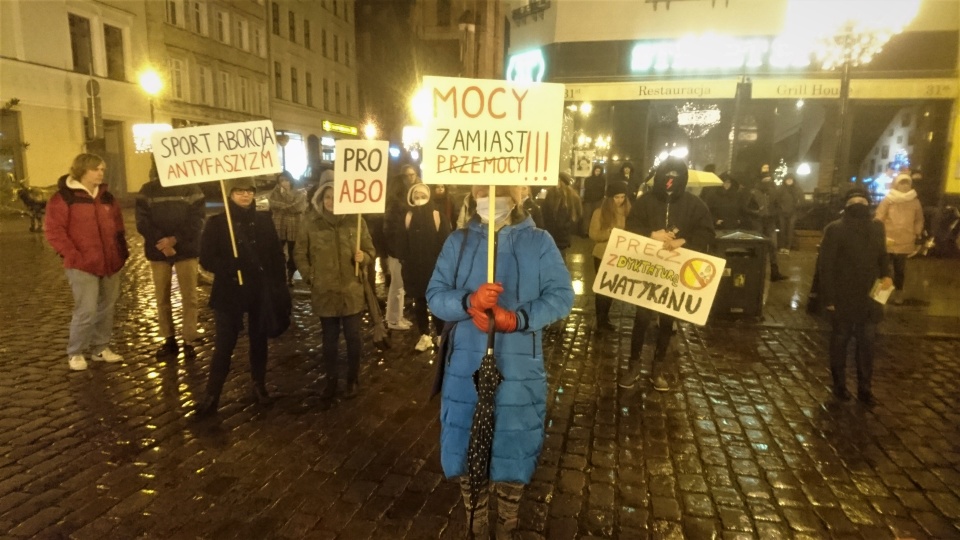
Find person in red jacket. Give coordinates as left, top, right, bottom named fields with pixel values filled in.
left=45, top=153, right=128, bottom=371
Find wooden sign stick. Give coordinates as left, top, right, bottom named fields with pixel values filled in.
left=218, top=179, right=244, bottom=286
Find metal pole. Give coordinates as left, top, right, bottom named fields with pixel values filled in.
left=728, top=75, right=745, bottom=173
left=833, top=59, right=852, bottom=193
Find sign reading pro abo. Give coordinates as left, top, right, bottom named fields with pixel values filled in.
left=151, top=120, right=281, bottom=186
left=593, top=228, right=726, bottom=326
left=421, top=75, right=565, bottom=186
left=333, top=140, right=389, bottom=215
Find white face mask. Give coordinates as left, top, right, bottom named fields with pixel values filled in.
left=475, top=196, right=514, bottom=224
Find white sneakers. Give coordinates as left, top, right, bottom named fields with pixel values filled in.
left=387, top=318, right=413, bottom=331
left=91, top=347, right=123, bottom=363
left=415, top=334, right=434, bottom=352
left=68, top=355, right=88, bottom=371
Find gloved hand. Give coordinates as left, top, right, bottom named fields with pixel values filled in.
left=467, top=306, right=493, bottom=332
left=468, top=282, right=503, bottom=311
left=491, top=306, right=518, bottom=333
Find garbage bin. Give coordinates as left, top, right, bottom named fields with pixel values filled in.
left=712, top=230, right=769, bottom=318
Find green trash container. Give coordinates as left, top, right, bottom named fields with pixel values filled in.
left=712, top=230, right=769, bottom=318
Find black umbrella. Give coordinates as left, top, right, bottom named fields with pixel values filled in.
left=360, top=266, right=389, bottom=350
left=466, top=310, right=502, bottom=534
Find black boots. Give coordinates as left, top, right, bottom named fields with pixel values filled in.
left=156, top=337, right=179, bottom=358
left=252, top=382, right=274, bottom=406
left=193, top=393, right=220, bottom=418
left=770, top=264, right=788, bottom=282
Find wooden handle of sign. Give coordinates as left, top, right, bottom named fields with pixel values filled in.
left=218, top=180, right=244, bottom=286
left=355, top=214, right=362, bottom=276
left=487, top=184, right=496, bottom=283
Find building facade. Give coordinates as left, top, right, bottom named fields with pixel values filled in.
left=412, top=0, right=506, bottom=80
left=504, top=0, right=960, bottom=203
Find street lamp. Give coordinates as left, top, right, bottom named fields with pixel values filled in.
left=138, top=69, right=163, bottom=123
left=363, top=121, right=379, bottom=140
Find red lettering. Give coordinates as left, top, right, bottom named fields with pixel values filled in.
left=488, top=87, right=506, bottom=119
left=434, top=87, right=458, bottom=118
left=462, top=86, right=484, bottom=118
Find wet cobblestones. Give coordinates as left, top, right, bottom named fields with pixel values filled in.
left=0, top=213, right=958, bottom=539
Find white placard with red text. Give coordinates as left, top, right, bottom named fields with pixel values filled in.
left=151, top=120, right=282, bottom=186
left=592, top=228, right=726, bottom=326
left=333, top=140, right=389, bottom=215
left=421, top=75, right=565, bottom=186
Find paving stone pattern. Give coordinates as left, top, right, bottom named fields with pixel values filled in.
left=0, top=214, right=958, bottom=539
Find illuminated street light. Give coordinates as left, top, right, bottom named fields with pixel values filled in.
left=411, top=89, right=431, bottom=127
left=363, top=121, right=378, bottom=140
left=138, top=68, right=163, bottom=122
left=579, top=102, right=593, bottom=116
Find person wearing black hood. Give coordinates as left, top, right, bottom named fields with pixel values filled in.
left=194, top=177, right=287, bottom=417
left=619, top=157, right=714, bottom=391
left=617, top=162, right=640, bottom=200
left=581, top=165, right=606, bottom=236
left=705, top=172, right=746, bottom=230
left=819, top=188, right=892, bottom=406
left=745, top=171, right=788, bottom=281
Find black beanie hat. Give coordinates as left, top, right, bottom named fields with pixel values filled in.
left=606, top=180, right=628, bottom=197
left=844, top=187, right=869, bottom=205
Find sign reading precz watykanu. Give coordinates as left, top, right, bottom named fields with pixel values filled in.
left=151, top=120, right=282, bottom=186
left=421, top=75, right=565, bottom=186
left=592, top=228, right=726, bottom=326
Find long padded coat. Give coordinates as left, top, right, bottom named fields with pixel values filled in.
left=426, top=216, right=574, bottom=484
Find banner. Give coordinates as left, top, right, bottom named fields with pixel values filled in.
left=333, top=140, right=389, bottom=215
left=574, top=150, right=595, bottom=177
left=592, top=228, right=726, bottom=326
left=421, top=75, right=565, bottom=186
left=151, top=120, right=281, bottom=186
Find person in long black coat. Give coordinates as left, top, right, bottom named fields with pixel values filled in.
left=401, top=183, right=451, bottom=352
left=194, top=177, right=287, bottom=417
left=819, top=188, right=892, bottom=405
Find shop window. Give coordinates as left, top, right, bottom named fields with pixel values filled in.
left=104, top=24, right=125, bottom=81
left=68, top=13, right=93, bottom=74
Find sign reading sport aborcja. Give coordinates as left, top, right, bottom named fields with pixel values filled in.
left=151, top=120, right=282, bottom=186
left=593, top=228, right=727, bottom=326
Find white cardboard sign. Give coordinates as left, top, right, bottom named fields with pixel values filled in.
left=333, top=140, right=389, bottom=215
left=421, top=75, right=565, bottom=186
left=151, top=120, right=282, bottom=186
left=592, top=228, right=727, bottom=326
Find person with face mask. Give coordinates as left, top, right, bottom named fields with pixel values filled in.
left=194, top=177, right=287, bottom=417
left=294, top=178, right=375, bottom=407
left=620, top=157, right=714, bottom=391
left=426, top=185, right=574, bottom=539
left=589, top=180, right=630, bottom=332
left=875, top=173, right=924, bottom=305
left=402, top=183, right=451, bottom=352
left=774, top=174, right=803, bottom=254
left=819, top=188, right=892, bottom=405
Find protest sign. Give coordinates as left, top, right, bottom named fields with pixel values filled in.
left=592, top=228, right=726, bottom=326
left=574, top=150, right=595, bottom=177
left=420, top=75, right=565, bottom=186
left=151, top=120, right=281, bottom=187
left=333, top=140, right=389, bottom=215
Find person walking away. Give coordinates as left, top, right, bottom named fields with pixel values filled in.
left=620, top=157, right=714, bottom=391
left=402, top=183, right=450, bottom=352
left=744, top=173, right=788, bottom=281
left=819, top=188, right=892, bottom=405
left=775, top=174, right=803, bottom=254
left=136, top=158, right=205, bottom=359
left=194, top=177, right=286, bottom=417
left=18, top=180, right=46, bottom=232
left=705, top=173, right=745, bottom=230
left=45, top=153, right=128, bottom=371
left=875, top=173, right=923, bottom=305
left=267, top=171, right=307, bottom=286
left=295, top=179, right=375, bottom=407
left=427, top=185, right=574, bottom=539
left=541, top=172, right=583, bottom=254
left=383, top=164, right=420, bottom=330
left=519, top=185, right=544, bottom=228
left=581, top=165, right=606, bottom=236
left=589, top=180, right=630, bottom=333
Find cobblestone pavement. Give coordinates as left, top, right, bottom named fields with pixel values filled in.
left=1, top=213, right=959, bottom=539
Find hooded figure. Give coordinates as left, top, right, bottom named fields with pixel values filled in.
left=294, top=179, right=376, bottom=404
left=426, top=185, right=573, bottom=538
left=589, top=180, right=631, bottom=332
left=620, top=157, right=714, bottom=392
left=402, top=183, right=451, bottom=351
left=875, top=173, right=924, bottom=304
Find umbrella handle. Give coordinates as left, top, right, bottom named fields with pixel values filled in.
left=486, top=308, right=495, bottom=352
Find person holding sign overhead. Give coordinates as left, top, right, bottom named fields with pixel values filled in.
left=294, top=178, right=375, bottom=407
left=619, top=157, right=714, bottom=391
left=194, top=177, right=287, bottom=418
left=426, top=185, right=573, bottom=539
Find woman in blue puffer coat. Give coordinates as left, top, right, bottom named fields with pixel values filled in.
left=427, top=185, right=574, bottom=538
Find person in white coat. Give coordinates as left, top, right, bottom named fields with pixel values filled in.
left=875, top=173, right=924, bottom=305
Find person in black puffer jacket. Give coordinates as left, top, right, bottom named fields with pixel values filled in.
left=136, top=159, right=206, bottom=358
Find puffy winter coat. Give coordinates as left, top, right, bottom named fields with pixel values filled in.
left=875, top=190, right=924, bottom=254
left=45, top=175, right=127, bottom=277
left=294, top=186, right=375, bottom=318
left=819, top=212, right=890, bottom=322
left=135, top=179, right=205, bottom=262
left=426, top=217, right=574, bottom=484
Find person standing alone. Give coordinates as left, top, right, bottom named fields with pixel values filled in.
left=136, top=159, right=206, bottom=358
left=875, top=173, right=923, bottom=305
left=45, top=153, right=128, bottom=371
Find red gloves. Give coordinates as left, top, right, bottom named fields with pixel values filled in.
left=469, top=282, right=503, bottom=311
left=468, top=306, right=517, bottom=333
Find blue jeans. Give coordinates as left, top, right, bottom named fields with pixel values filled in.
left=65, top=268, right=122, bottom=356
